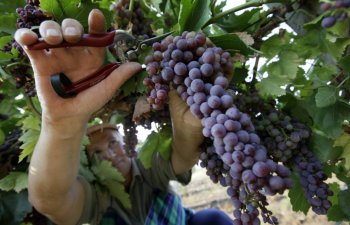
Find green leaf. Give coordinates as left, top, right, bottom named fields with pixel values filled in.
left=288, top=173, right=310, bottom=214
left=92, top=160, right=131, bottom=209
left=301, top=96, right=350, bottom=138
left=325, top=182, right=348, bottom=221
left=260, top=34, right=291, bottom=59
left=339, top=55, right=350, bottom=73
left=40, top=0, right=113, bottom=29
left=216, top=8, right=262, bottom=33
left=18, top=129, right=40, bottom=162
left=178, top=0, right=211, bottom=32
left=334, top=133, right=350, bottom=170
left=315, top=86, right=338, bottom=108
left=339, top=188, right=350, bottom=218
left=104, top=180, right=131, bottom=209
left=208, top=33, right=254, bottom=56
left=256, top=75, right=286, bottom=97
left=138, top=127, right=172, bottom=169
left=91, top=160, right=124, bottom=182
left=0, top=14, right=18, bottom=34
left=0, top=190, right=32, bottom=225
left=0, top=172, right=28, bottom=193
left=138, top=131, right=160, bottom=169
left=157, top=126, right=172, bottom=160
left=311, top=132, right=343, bottom=163
left=120, top=70, right=148, bottom=96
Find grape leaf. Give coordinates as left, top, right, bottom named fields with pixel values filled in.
left=334, top=133, right=350, bottom=170
left=18, top=115, right=41, bottom=162
left=91, top=160, right=125, bottom=182
left=338, top=188, right=350, bottom=218
left=0, top=190, right=32, bottom=225
left=255, top=75, right=286, bottom=97
left=0, top=172, right=28, bottom=193
left=288, top=173, right=310, bottom=214
left=315, top=86, right=338, bottom=108
left=92, top=160, right=131, bottom=208
left=339, top=55, right=350, bottom=73
left=260, top=34, right=291, bottom=59
left=326, top=182, right=348, bottom=221
left=40, top=0, right=113, bottom=29
left=215, top=8, right=262, bottom=33
left=178, top=0, right=211, bottom=32
left=311, top=132, right=343, bottom=163
left=104, top=180, right=131, bottom=209
left=208, top=33, right=254, bottom=56
left=138, top=127, right=172, bottom=169
left=301, top=96, right=350, bottom=138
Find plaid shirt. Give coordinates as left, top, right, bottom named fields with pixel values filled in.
left=100, top=190, right=191, bottom=225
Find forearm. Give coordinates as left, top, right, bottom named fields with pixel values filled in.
left=28, top=118, right=87, bottom=207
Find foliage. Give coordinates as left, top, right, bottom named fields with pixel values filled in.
left=0, top=0, right=350, bottom=224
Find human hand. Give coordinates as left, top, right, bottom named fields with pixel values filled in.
left=168, top=89, right=203, bottom=151
left=14, top=9, right=141, bottom=126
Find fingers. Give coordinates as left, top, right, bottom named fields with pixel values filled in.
left=88, top=9, right=106, bottom=34
left=14, top=28, right=45, bottom=60
left=39, top=20, right=63, bottom=45
left=61, top=19, right=83, bottom=43
left=82, top=62, right=142, bottom=107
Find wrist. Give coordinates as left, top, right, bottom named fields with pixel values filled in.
left=41, top=116, right=88, bottom=140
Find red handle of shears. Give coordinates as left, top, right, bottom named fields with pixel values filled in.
left=27, top=31, right=119, bottom=98
left=27, top=31, right=116, bottom=50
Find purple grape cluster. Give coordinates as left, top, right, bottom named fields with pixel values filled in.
left=112, top=0, right=154, bottom=38
left=144, top=31, right=294, bottom=224
left=0, top=127, right=23, bottom=179
left=122, top=114, right=138, bottom=158
left=16, top=3, right=52, bottom=30
left=320, top=0, right=350, bottom=28
left=231, top=88, right=333, bottom=216
left=8, top=3, right=52, bottom=96
left=294, top=146, right=333, bottom=215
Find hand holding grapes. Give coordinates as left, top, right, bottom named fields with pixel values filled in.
left=14, top=9, right=141, bottom=126
left=168, top=88, right=203, bottom=146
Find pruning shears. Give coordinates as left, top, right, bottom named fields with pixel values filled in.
left=27, top=30, right=171, bottom=98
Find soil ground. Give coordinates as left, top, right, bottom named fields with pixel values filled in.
left=171, top=166, right=348, bottom=225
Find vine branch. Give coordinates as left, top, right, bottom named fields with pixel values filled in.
left=202, top=0, right=295, bottom=29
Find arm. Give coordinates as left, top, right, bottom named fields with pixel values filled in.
left=15, top=9, right=141, bottom=225
left=168, top=90, right=203, bottom=175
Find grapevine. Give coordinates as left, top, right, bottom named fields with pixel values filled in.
left=143, top=31, right=296, bottom=224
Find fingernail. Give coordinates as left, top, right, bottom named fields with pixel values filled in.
left=64, top=27, right=78, bottom=36
left=46, top=28, right=60, bottom=37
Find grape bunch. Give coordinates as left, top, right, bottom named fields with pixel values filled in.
left=144, top=31, right=294, bottom=224
left=232, top=91, right=311, bottom=163
left=7, top=2, right=52, bottom=96
left=122, top=114, right=138, bottom=157
left=231, top=88, right=333, bottom=215
left=112, top=0, right=154, bottom=38
left=0, top=127, right=23, bottom=179
left=320, top=0, right=350, bottom=28
left=294, top=146, right=333, bottom=215
left=16, top=1, right=53, bottom=30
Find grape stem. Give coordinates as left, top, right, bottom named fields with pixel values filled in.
left=202, top=0, right=295, bottom=29
left=129, top=0, right=135, bottom=12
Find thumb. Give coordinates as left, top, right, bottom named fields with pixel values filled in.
left=84, top=62, right=142, bottom=103
left=168, top=88, right=187, bottom=116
